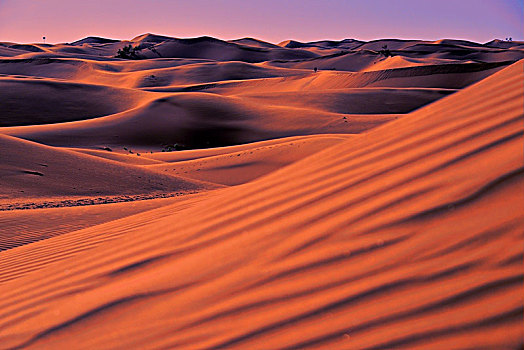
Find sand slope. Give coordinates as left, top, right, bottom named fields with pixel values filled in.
left=0, top=57, right=521, bottom=350
left=0, top=77, right=145, bottom=126
left=0, top=196, right=192, bottom=251
left=144, top=135, right=350, bottom=186
left=0, top=133, right=213, bottom=205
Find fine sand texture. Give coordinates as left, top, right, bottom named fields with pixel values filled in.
left=0, top=35, right=523, bottom=349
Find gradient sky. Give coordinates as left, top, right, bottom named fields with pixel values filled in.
left=0, top=0, right=522, bottom=44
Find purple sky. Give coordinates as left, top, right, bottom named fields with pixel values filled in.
left=0, top=0, right=522, bottom=44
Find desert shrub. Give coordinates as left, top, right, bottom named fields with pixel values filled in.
left=116, top=45, right=141, bottom=59
left=378, top=45, right=393, bottom=57
left=162, top=143, right=185, bottom=152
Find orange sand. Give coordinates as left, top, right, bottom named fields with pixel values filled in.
left=0, top=35, right=522, bottom=349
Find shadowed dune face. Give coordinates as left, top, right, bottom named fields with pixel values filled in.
left=0, top=90, right=398, bottom=150
left=0, top=78, right=145, bottom=126
left=0, top=34, right=523, bottom=349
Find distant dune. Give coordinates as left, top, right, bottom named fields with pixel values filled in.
left=0, top=34, right=522, bottom=349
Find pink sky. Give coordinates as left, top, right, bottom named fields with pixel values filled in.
left=0, top=0, right=522, bottom=44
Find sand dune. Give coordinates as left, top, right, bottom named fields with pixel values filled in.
left=0, top=57, right=225, bottom=88
left=130, top=61, right=306, bottom=88
left=229, top=38, right=281, bottom=49
left=0, top=133, right=212, bottom=206
left=124, top=35, right=318, bottom=62
left=360, top=55, right=468, bottom=72
left=237, top=88, right=455, bottom=114
left=279, top=38, right=365, bottom=51
left=0, top=77, right=145, bottom=126
left=0, top=45, right=31, bottom=57
left=0, top=58, right=521, bottom=349
left=0, top=34, right=522, bottom=349
left=3, top=35, right=522, bottom=67
left=485, top=39, right=524, bottom=50
left=0, top=91, right=394, bottom=150
left=144, top=135, right=349, bottom=186
left=69, top=148, right=166, bottom=165
left=0, top=57, right=306, bottom=89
